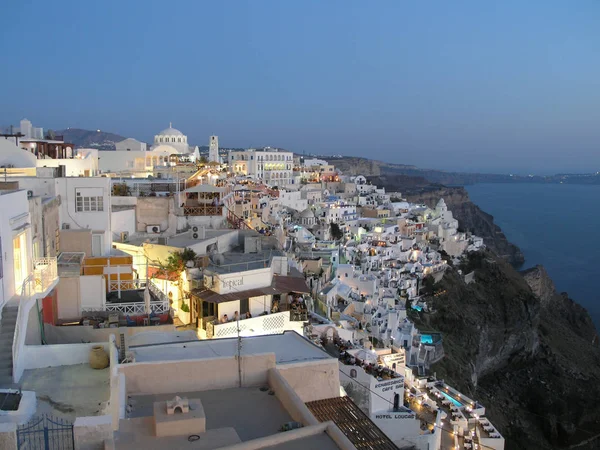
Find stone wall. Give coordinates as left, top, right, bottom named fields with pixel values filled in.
left=119, top=354, right=276, bottom=395
left=0, top=423, right=17, bottom=450
left=73, top=415, right=113, bottom=450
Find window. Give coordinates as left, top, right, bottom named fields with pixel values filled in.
left=75, top=188, right=104, bottom=212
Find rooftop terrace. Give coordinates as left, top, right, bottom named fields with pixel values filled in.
left=131, top=331, right=332, bottom=365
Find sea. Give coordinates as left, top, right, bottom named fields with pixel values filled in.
left=465, top=183, right=600, bottom=330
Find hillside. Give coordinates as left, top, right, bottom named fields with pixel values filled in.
left=332, top=155, right=600, bottom=185
left=56, top=128, right=128, bottom=150
left=412, top=252, right=600, bottom=449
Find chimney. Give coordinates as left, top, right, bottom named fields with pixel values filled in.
left=393, top=393, right=400, bottom=412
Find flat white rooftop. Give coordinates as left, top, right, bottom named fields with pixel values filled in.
left=131, top=331, right=333, bottom=365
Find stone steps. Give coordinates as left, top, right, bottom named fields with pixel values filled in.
left=0, top=306, right=18, bottom=387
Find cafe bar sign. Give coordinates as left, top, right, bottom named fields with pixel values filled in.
left=221, top=277, right=244, bottom=291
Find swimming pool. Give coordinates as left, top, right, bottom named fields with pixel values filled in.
left=420, top=334, right=433, bottom=344
left=441, top=391, right=464, bottom=407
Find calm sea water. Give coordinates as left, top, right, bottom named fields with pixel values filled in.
left=465, top=183, right=600, bottom=329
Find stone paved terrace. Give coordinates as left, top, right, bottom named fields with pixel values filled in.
left=113, top=387, right=340, bottom=450
left=20, top=365, right=110, bottom=419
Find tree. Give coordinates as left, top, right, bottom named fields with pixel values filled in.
left=156, top=248, right=198, bottom=302
left=112, top=183, right=130, bottom=196
left=330, top=222, right=344, bottom=240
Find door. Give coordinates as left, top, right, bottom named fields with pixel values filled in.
left=13, top=232, right=28, bottom=293
left=91, top=233, right=103, bottom=257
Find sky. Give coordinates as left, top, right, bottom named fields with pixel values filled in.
left=1, top=0, right=599, bottom=174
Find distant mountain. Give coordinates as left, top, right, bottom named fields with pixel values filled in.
left=56, top=128, right=128, bottom=150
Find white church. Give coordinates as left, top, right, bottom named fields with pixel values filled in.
left=100, top=124, right=205, bottom=174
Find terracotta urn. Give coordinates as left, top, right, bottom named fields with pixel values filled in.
left=89, top=345, right=109, bottom=369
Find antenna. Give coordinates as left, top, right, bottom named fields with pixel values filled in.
left=237, top=315, right=242, bottom=387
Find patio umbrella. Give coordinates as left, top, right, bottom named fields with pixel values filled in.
left=144, top=284, right=151, bottom=314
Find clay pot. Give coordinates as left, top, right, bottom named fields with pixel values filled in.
left=89, top=345, right=109, bottom=369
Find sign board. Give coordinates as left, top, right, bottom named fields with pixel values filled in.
left=380, top=352, right=405, bottom=370
left=374, top=413, right=416, bottom=420
left=373, top=378, right=403, bottom=393
left=221, top=277, right=244, bottom=291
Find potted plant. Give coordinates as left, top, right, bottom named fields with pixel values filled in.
left=179, top=301, right=191, bottom=325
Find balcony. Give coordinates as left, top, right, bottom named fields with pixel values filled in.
left=183, top=205, right=223, bottom=216
left=31, top=257, right=58, bottom=296
left=205, top=310, right=302, bottom=339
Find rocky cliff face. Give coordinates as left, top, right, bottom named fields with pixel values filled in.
left=415, top=253, right=600, bottom=449
left=330, top=157, right=382, bottom=176
left=403, top=186, right=525, bottom=266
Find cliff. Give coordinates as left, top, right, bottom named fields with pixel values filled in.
left=402, top=186, right=525, bottom=266
left=414, top=253, right=600, bottom=449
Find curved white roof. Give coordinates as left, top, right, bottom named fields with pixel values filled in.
left=0, top=139, right=37, bottom=168
left=299, top=208, right=315, bottom=218
left=157, top=125, right=184, bottom=136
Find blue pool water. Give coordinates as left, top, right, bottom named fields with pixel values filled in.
left=441, top=391, right=464, bottom=407
left=420, top=334, right=433, bottom=344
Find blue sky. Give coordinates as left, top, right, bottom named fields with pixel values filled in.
left=1, top=0, right=599, bottom=174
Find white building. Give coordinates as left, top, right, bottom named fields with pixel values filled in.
left=0, top=190, right=34, bottom=308
left=229, top=148, right=294, bottom=185
left=9, top=118, right=44, bottom=139
left=209, top=135, right=219, bottom=162
left=54, top=177, right=113, bottom=256
left=151, top=123, right=195, bottom=154
left=35, top=148, right=99, bottom=177
left=115, top=138, right=147, bottom=152
left=278, top=189, right=308, bottom=212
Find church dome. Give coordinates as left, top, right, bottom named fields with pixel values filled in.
left=153, top=122, right=189, bottom=151
left=157, top=126, right=184, bottom=136
left=299, top=208, right=315, bottom=218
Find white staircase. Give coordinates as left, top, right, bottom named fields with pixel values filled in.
left=0, top=306, right=18, bottom=386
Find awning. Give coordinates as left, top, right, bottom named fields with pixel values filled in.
left=185, top=184, right=225, bottom=194
left=273, top=274, right=310, bottom=293
left=190, top=285, right=280, bottom=304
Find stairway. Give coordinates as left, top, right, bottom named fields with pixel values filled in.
left=0, top=306, right=18, bottom=386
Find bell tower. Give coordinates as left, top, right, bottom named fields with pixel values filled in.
left=209, top=135, right=219, bottom=163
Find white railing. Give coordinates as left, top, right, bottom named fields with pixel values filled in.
left=148, top=280, right=169, bottom=304
left=12, top=275, right=34, bottom=382
left=12, top=260, right=59, bottom=382
left=207, top=310, right=291, bottom=339
left=82, top=300, right=170, bottom=315
left=32, top=257, right=58, bottom=294
left=108, top=279, right=144, bottom=293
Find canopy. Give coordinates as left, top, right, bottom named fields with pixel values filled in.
left=185, top=184, right=225, bottom=194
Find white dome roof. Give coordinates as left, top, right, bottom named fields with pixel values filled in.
left=157, top=124, right=184, bottom=136
left=299, top=208, right=315, bottom=218
left=0, top=139, right=36, bottom=168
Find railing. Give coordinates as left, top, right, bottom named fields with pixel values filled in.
left=183, top=205, right=223, bottom=216
left=108, top=279, right=143, bottom=293
left=208, top=311, right=291, bottom=339
left=226, top=208, right=253, bottom=230
left=148, top=280, right=169, bottom=306
left=82, top=301, right=170, bottom=315
left=12, top=260, right=59, bottom=382
left=12, top=275, right=34, bottom=382
left=32, top=257, right=58, bottom=294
